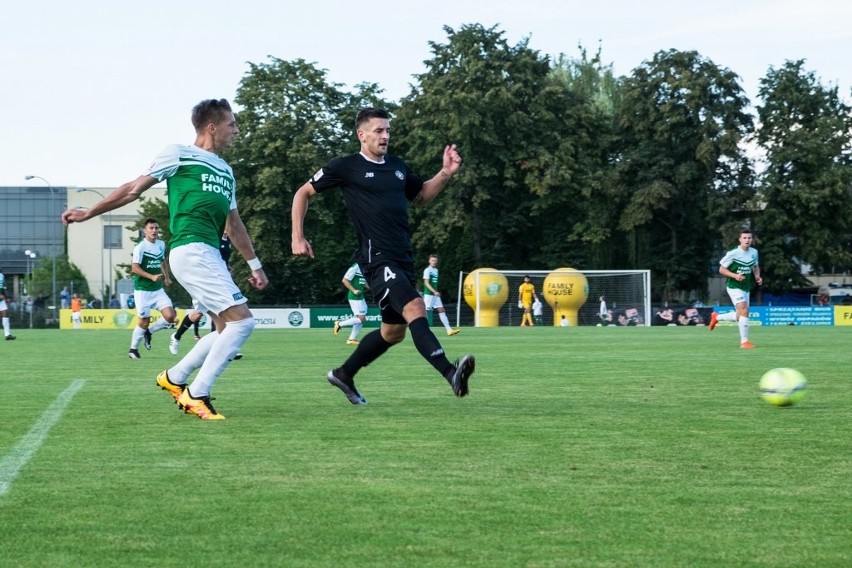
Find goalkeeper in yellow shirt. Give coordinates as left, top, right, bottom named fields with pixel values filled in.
left=518, top=275, right=539, bottom=327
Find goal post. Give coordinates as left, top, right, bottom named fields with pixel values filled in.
left=456, top=269, right=651, bottom=327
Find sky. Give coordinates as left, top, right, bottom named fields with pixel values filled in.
left=3, top=0, right=851, bottom=189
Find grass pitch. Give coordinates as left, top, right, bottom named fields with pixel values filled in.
left=1, top=325, right=850, bottom=567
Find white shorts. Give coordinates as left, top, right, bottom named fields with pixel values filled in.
left=726, top=287, right=750, bottom=307
left=191, top=298, right=209, bottom=315
left=423, top=294, right=444, bottom=310
left=348, top=298, right=368, bottom=315
left=0, top=299, right=7, bottom=311
left=134, top=289, right=174, bottom=318
left=170, top=243, right=247, bottom=317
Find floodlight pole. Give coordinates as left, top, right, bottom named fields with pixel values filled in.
left=24, top=175, right=57, bottom=321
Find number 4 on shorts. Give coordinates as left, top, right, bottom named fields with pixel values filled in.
left=384, top=266, right=397, bottom=282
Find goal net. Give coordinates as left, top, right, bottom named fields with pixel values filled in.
left=454, top=269, right=651, bottom=327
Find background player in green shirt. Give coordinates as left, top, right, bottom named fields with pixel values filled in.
left=334, top=263, right=369, bottom=345
left=708, top=229, right=762, bottom=348
left=128, top=218, right=176, bottom=359
left=422, top=254, right=459, bottom=336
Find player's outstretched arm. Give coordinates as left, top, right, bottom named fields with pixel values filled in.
left=61, top=175, right=158, bottom=225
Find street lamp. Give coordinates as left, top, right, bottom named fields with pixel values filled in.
left=24, top=175, right=57, bottom=321
left=75, top=187, right=109, bottom=306
left=24, top=249, right=37, bottom=329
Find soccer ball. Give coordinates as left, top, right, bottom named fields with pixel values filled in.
left=759, top=368, right=807, bottom=407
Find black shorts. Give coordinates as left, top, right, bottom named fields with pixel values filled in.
left=362, top=259, right=421, bottom=325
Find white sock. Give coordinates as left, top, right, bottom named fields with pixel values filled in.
left=349, top=321, right=363, bottom=340
left=438, top=311, right=452, bottom=331
left=738, top=316, right=750, bottom=343
left=717, top=311, right=738, bottom=321
left=339, top=315, right=361, bottom=328
left=188, top=318, right=255, bottom=398
left=149, top=318, right=172, bottom=334
left=169, top=331, right=218, bottom=384
left=3, top=317, right=10, bottom=336
left=130, top=326, right=145, bottom=349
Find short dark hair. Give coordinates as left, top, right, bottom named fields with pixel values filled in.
left=143, top=218, right=159, bottom=227
left=355, top=108, right=390, bottom=130
left=740, top=228, right=753, bottom=237
left=192, top=99, right=232, bottom=132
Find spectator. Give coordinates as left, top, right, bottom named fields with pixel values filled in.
left=652, top=308, right=675, bottom=326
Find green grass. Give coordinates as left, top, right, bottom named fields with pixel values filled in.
left=1, top=325, right=850, bottom=567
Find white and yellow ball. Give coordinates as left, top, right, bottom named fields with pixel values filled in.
left=759, top=368, right=807, bottom=407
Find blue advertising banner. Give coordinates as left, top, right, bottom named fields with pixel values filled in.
left=753, top=306, right=834, bottom=326
left=652, top=306, right=836, bottom=327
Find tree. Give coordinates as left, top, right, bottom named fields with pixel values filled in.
left=30, top=256, right=90, bottom=302
left=546, top=46, right=623, bottom=270
left=754, top=60, right=852, bottom=291
left=615, top=49, right=754, bottom=301
left=394, top=24, right=606, bottom=287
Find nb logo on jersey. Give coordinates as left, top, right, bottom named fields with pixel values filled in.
left=384, top=266, right=397, bottom=282
left=364, top=172, right=375, bottom=178
left=395, top=171, right=404, bottom=180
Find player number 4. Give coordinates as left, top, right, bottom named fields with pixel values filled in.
left=384, top=266, right=397, bottom=282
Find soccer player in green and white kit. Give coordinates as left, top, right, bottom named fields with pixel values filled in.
left=422, top=254, right=459, bottom=336
left=61, top=99, right=268, bottom=419
left=708, top=229, right=762, bottom=348
left=333, top=263, right=368, bottom=345
left=128, top=218, right=177, bottom=359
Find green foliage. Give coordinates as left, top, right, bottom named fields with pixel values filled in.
left=615, top=49, right=754, bottom=301
left=116, top=30, right=851, bottom=305
left=394, top=25, right=614, bottom=288
left=27, top=255, right=90, bottom=301
left=755, top=60, right=852, bottom=292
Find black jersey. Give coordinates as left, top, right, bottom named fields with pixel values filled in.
left=310, top=153, right=424, bottom=265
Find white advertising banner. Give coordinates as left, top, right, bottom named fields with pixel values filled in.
left=252, top=308, right=310, bottom=329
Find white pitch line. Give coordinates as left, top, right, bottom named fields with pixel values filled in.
left=0, top=379, right=86, bottom=498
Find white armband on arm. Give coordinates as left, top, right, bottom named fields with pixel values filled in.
left=247, top=257, right=262, bottom=271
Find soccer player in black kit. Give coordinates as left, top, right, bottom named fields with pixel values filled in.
left=291, top=108, right=474, bottom=405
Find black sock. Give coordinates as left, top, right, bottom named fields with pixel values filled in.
left=193, top=320, right=200, bottom=335
left=408, top=317, right=454, bottom=379
left=341, top=329, right=393, bottom=378
left=174, top=315, right=194, bottom=340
